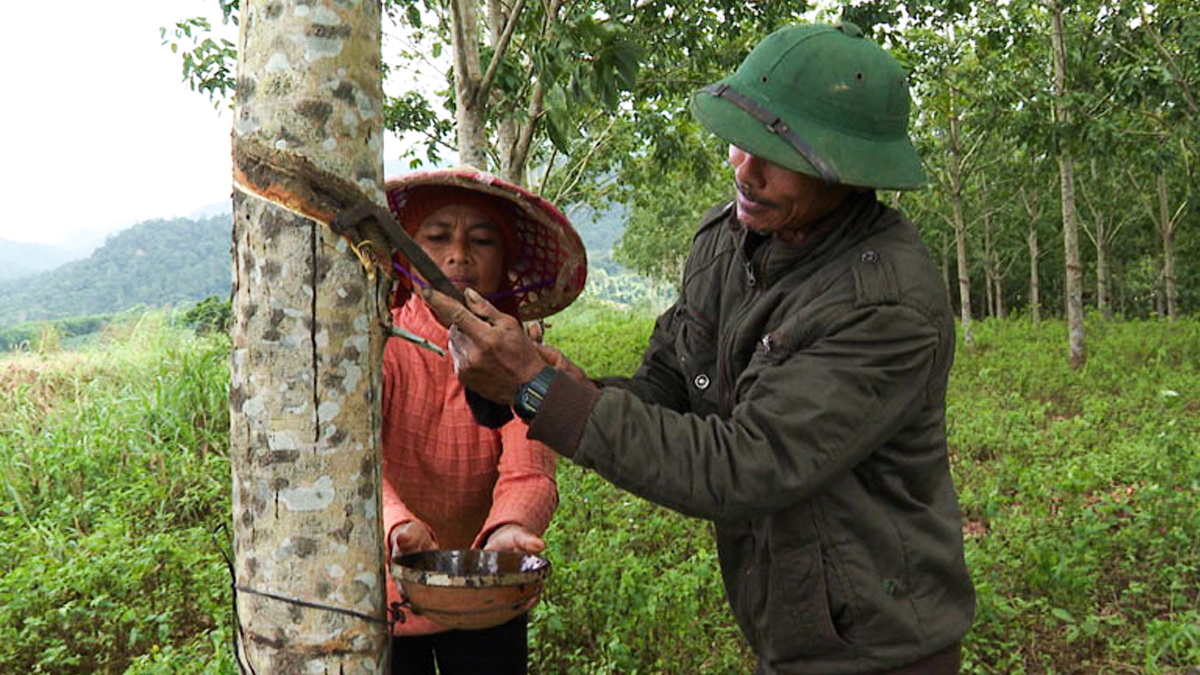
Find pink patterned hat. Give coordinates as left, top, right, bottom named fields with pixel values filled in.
left=385, top=167, right=587, bottom=321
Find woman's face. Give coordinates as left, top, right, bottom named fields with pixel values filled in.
left=413, top=204, right=506, bottom=295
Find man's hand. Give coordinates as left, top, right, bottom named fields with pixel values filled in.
left=390, top=520, right=436, bottom=563
left=423, top=288, right=552, bottom=403
left=483, top=523, right=546, bottom=555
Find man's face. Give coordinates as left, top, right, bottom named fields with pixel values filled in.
left=414, top=204, right=506, bottom=295
left=728, top=144, right=850, bottom=243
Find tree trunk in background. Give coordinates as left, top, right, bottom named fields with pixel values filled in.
left=1084, top=160, right=1112, bottom=318
left=1021, top=186, right=1041, bottom=324
left=450, top=0, right=489, bottom=168
left=948, top=87, right=974, bottom=349
left=230, top=1, right=390, bottom=673
left=1050, top=0, right=1086, bottom=368
left=487, top=0, right=530, bottom=184
left=980, top=184, right=997, bottom=319
left=1095, top=216, right=1110, bottom=318
left=1156, top=172, right=1178, bottom=321
left=994, top=276, right=1006, bottom=319
left=1028, top=225, right=1040, bottom=323
left=940, top=233, right=954, bottom=308
left=983, top=222, right=995, bottom=318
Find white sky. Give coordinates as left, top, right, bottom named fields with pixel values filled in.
left=0, top=1, right=417, bottom=247
left=0, top=3, right=840, bottom=248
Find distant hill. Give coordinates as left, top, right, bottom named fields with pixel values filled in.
left=0, top=216, right=231, bottom=328
left=189, top=199, right=233, bottom=220
left=0, top=184, right=634, bottom=330
left=1, top=225, right=129, bottom=282
left=0, top=237, right=93, bottom=279
left=0, top=240, right=77, bottom=280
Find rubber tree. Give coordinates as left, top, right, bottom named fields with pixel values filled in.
left=903, top=19, right=982, bottom=349
left=1049, top=0, right=1087, bottom=367
left=229, top=0, right=392, bottom=672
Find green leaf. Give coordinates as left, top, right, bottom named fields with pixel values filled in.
left=1051, top=608, right=1075, bottom=624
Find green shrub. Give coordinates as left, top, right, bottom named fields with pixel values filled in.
left=181, top=296, right=231, bottom=336
left=2, top=308, right=1199, bottom=674
left=0, top=316, right=232, bottom=675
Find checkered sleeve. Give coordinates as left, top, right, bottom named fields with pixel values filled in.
left=473, top=418, right=559, bottom=548
left=380, top=334, right=437, bottom=556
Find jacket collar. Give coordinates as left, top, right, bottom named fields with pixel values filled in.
left=729, top=191, right=887, bottom=286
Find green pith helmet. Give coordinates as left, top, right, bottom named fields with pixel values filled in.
left=690, top=22, right=926, bottom=190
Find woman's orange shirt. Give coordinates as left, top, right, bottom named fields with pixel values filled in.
left=380, top=297, right=558, bottom=635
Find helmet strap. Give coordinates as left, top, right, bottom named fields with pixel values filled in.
left=700, top=83, right=840, bottom=184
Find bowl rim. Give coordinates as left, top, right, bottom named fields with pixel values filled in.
left=391, top=549, right=551, bottom=588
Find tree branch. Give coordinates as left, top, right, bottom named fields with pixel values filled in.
left=474, top=0, right=528, bottom=109
left=1139, top=5, right=1200, bottom=120
left=551, top=115, right=617, bottom=204
left=449, top=0, right=478, bottom=100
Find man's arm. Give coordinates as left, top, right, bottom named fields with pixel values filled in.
left=594, top=298, right=691, bottom=412
left=534, top=303, right=941, bottom=521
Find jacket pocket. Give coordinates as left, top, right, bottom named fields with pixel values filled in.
left=762, top=543, right=853, bottom=662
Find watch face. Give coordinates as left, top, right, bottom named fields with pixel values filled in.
left=516, top=366, right=554, bottom=421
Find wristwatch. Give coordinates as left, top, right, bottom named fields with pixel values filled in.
left=513, top=365, right=556, bottom=422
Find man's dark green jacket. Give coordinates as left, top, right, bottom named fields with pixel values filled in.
left=530, top=192, right=975, bottom=674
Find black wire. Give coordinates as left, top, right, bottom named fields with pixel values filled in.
left=212, top=524, right=403, bottom=674
left=212, top=524, right=257, bottom=675
left=232, top=584, right=392, bottom=626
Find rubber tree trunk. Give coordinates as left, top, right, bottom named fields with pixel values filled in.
left=1095, top=217, right=1110, bottom=318
left=229, top=1, right=391, bottom=673
left=1156, top=171, right=1178, bottom=321
left=1020, top=186, right=1041, bottom=324
left=1051, top=0, right=1086, bottom=368
left=490, top=0, right=521, bottom=183
left=1028, top=225, right=1040, bottom=323
left=947, top=87, right=974, bottom=349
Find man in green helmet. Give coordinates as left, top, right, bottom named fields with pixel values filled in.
left=426, top=22, right=975, bottom=674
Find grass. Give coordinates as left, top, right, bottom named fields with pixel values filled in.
left=1, top=305, right=1198, bottom=674
left=950, top=316, right=1200, bottom=674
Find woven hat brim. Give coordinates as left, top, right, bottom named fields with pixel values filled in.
left=690, top=85, right=927, bottom=191
left=385, top=169, right=587, bottom=321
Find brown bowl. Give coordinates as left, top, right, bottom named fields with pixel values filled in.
left=391, top=549, right=551, bottom=630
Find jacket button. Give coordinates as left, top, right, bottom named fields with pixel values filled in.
left=861, top=250, right=879, bottom=263
left=694, top=374, right=710, bottom=390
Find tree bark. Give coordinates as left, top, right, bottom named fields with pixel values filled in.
left=490, top=0, right=521, bottom=183
left=1095, top=216, right=1110, bottom=318
left=1028, top=225, right=1040, bottom=323
left=1156, top=171, right=1178, bottom=321
left=1050, top=0, right=1086, bottom=368
left=1083, top=160, right=1112, bottom=318
left=940, top=232, right=954, bottom=309
left=230, top=1, right=391, bottom=673
left=1020, top=186, right=1041, bottom=324
left=947, top=86, right=974, bottom=348
left=450, top=0, right=489, bottom=168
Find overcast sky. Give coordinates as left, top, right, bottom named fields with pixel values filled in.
left=0, top=2, right=238, bottom=244
left=0, top=1, right=423, bottom=247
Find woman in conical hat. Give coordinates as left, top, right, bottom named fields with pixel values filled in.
left=378, top=167, right=585, bottom=675
left=384, top=167, right=587, bottom=321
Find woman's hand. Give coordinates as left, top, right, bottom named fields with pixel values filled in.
left=483, top=523, right=546, bottom=555
left=390, top=520, right=436, bottom=563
